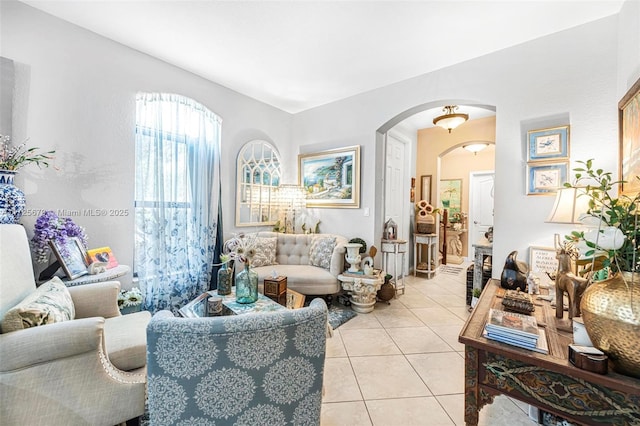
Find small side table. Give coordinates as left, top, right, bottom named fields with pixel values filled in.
left=414, top=233, right=438, bottom=278
left=472, top=239, right=492, bottom=291
left=61, top=265, right=131, bottom=287
left=381, top=239, right=407, bottom=296
left=338, top=272, right=384, bottom=313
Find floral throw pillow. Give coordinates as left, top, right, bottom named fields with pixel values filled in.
left=308, top=235, right=336, bottom=270
left=251, top=236, right=278, bottom=267
left=1, top=277, right=75, bottom=333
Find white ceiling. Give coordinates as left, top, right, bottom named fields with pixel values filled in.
left=22, top=0, right=624, bottom=119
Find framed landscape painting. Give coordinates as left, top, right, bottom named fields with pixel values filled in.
left=619, top=76, right=640, bottom=196
left=527, top=126, right=569, bottom=162
left=299, top=145, right=360, bottom=208
left=440, top=178, right=462, bottom=215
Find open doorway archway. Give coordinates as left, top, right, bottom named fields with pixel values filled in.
left=374, top=101, right=496, bottom=271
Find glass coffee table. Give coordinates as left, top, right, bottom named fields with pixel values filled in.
left=178, top=288, right=305, bottom=318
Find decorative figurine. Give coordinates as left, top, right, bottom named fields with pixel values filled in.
left=526, top=272, right=540, bottom=295
left=500, top=250, right=529, bottom=291
left=384, top=218, right=397, bottom=240
left=554, top=236, right=591, bottom=319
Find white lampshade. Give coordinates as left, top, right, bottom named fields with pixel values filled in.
left=546, top=187, right=591, bottom=224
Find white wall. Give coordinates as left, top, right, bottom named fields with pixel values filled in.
left=4, top=0, right=638, bottom=283
left=617, top=0, right=640, bottom=99
left=1, top=1, right=292, bottom=284
left=292, top=15, right=621, bottom=273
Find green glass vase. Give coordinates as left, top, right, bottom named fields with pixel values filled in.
left=235, top=263, right=258, bottom=304
left=217, top=262, right=232, bottom=296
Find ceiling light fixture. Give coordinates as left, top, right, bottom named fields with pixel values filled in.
left=433, top=105, right=469, bottom=133
left=463, top=143, right=489, bottom=154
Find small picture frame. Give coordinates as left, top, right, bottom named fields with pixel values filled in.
left=529, top=246, right=558, bottom=275
left=527, top=126, right=570, bottom=162
left=49, top=237, right=89, bottom=280
left=526, top=161, right=568, bottom=195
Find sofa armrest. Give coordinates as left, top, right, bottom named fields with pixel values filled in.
left=68, top=281, right=122, bottom=319
left=0, top=317, right=105, bottom=371
left=329, top=241, right=347, bottom=277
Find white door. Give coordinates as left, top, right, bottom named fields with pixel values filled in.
left=385, top=132, right=409, bottom=273
left=469, top=172, right=494, bottom=250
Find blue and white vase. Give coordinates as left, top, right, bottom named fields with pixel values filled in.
left=0, top=170, right=26, bottom=224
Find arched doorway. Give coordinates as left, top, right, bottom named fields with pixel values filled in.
left=374, top=101, right=496, bottom=272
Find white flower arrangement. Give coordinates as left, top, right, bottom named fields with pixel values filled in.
left=223, top=232, right=257, bottom=265
left=118, top=287, right=143, bottom=308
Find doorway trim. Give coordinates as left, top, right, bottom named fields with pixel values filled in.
left=374, top=101, right=496, bottom=267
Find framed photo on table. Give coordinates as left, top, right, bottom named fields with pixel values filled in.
left=49, top=237, right=89, bottom=280
left=527, top=126, right=570, bottom=162
left=526, top=161, right=568, bottom=195
left=298, top=145, right=360, bottom=208
left=529, top=246, right=558, bottom=275
left=619, top=76, right=640, bottom=196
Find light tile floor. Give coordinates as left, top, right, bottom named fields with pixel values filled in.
left=321, top=262, right=538, bottom=426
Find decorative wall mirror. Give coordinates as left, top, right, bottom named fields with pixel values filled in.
left=236, top=140, right=281, bottom=227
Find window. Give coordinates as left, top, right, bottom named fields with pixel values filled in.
left=135, top=93, right=221, bottom=312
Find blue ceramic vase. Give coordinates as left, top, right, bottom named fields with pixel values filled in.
left=0, top=170, right=26, bottom=224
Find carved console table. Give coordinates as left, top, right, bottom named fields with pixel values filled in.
left=459, top=279, right=640, bottom=425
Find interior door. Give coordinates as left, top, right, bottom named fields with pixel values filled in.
left=469, top=172, right=494, bottom=250
left=385, top=132, right=408, bottom=273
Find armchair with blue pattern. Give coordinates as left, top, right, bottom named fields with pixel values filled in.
left=146, top=298, right=328, bottom=425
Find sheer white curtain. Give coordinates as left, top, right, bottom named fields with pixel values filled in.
left=135, top=93, right=222, bottom=312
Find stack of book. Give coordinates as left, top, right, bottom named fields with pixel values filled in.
left=484, top=308, right=548, bottom=354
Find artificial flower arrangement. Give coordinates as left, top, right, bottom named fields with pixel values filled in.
left=564, top=159, right=640, bottom=277
left=31, top=210, right=88, bottom=263
left=0, top=134, right=55, bottom=171
left=223, top=232, right=257, bottom=265
left=118, top=287, right=143, bottom=309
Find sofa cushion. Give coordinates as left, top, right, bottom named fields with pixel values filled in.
left=104, top=310, right=151, bottom=371
left=251, top=236, right=278, bottom=267
left=0, top=277, right=75, bottom=333
left=308, top=235, right=336, bottom=270
left=253, top=265, right=342, bottom=295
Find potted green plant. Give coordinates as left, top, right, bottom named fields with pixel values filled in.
left=564, top=159, right=639, bottom=377
left=471, top=288, right=482, bottom=308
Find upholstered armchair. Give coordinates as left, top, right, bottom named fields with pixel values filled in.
left=147, top=298, right=328, bottom=425
left=0, top=224, right=151, bottom=425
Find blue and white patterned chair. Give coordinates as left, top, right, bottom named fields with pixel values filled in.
left=147, top=298, right=328, bottom=426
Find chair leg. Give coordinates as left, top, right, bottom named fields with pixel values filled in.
left=125, top=416, right=141, bottom=426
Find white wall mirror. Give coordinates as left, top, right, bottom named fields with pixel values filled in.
left=236, top=140, right=281, bottom=227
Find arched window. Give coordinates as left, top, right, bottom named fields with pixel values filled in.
left=135, top=93, right=222, bottom=312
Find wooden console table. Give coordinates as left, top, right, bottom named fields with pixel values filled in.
left=459, top=279, right=640, bottom=425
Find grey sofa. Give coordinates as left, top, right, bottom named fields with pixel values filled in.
left=0, top=224, right=150, bottom=425
left=251, top=231, right=348, bottom=297
left=147, top=298, right=328, bottom=425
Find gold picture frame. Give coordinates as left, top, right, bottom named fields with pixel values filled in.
left=619, top=76, right=640, bottom=196
left=298, top=145, right=360, bottom=208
